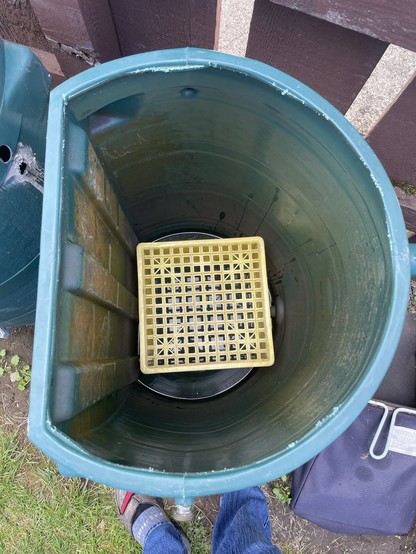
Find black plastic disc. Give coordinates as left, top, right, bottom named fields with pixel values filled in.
left=137, top=232, right=254, bottom=400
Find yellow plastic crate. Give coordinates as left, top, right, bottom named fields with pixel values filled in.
left=137, top=237, right=274, bottom=374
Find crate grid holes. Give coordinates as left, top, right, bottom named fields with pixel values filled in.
left=137, top=238, right=274, bottom=373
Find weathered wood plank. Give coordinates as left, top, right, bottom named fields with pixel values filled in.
left=0, top=0, right=66, bottom=87
left=270, top=0, right=416, bottom=53
left=31, top=47, right=64, bottom=77
left=246, top=0, right=388, bottom=114
left=31, top=47, right=66, bottom=88
left=47, top=43, right=92, bottom=78
left=75, top=0, right=121, bottom=62
left=368, top=77, right=416, bottom=187
left=109, top=0, right=218, bottom=56
left=30, top=0, right=94, bottom=54
left=0, top=0, right=48, bottom=50
left=30, top=0, right=120, bottom=77
left=394, top=187, right=416, bottom=233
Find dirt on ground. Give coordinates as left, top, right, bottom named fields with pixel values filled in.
left=191, top=485, right=416, bottom=554
left=1, top=325, right=416, bottom=553
left=0, top=326, right=33, bottom=435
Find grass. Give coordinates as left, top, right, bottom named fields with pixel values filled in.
left=0, top=426, right=212, bottom=553
left=0, top=428, right=139, bottom=553
left=180, top=518, right=212, bottom=554
left=2, top=427, right=414, bottom=554
left=272, top=475, right=291, bottom=506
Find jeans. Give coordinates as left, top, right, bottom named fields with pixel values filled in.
left=143, top=486, right=281, bottom=554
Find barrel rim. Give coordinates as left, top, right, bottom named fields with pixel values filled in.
left=29, top=47, right=410, bottom=501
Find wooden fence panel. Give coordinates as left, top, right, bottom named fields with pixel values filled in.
left=0, top=0, right=65, bottom=85
left=1, top=1, right=414, bottom=229
left=109, top=0, right=218, bottom=56
left=394, top=188, right=416, bottom=233
left=0, top=0, right=48, bottom=50
left=30, top=0, right=120, bottom=77
left=368, top=77, right=416, bottom=188
left=246, top=0, right=388, bottom=114
left=76, top=0, right=121, bottom=62
left=270, top=0, right=416, bottom=53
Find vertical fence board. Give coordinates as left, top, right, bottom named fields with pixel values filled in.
left=246, top=0, right=388, bottom=113
left=30, top=0, right=94, bottom=54
left=109, top=0, right=218, bottom=56
left=77, top=0, right=121, bottom=62
left=0, top=1, right=67, bottom=84
left=394, top=188, right=416, bottom=232
left=49, top=48, right=91, bottom=78
left=30, top=0, right=120, bottom=77
left=368, top=77, right=416, bottom=188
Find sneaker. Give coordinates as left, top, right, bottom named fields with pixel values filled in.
left=115, top=489, right=190, bottom=551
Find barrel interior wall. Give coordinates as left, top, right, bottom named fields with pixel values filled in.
left=51, top=65, right=394, bottom=474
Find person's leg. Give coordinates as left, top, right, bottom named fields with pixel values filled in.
left=139, top=517, right=188, bottom=554
left=212, top=487, right=282, bottom=554
left=115, top=490, right=190, bottom=554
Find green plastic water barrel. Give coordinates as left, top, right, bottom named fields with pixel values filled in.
left=29, top=48, right=416, bottom=506
left=0, top=40, right=50, bottom=328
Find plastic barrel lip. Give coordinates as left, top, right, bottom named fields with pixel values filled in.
left=30, top=47, right=410, bottom=499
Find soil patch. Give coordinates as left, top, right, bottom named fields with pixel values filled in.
left=0, top=326, right=33, bottom=436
